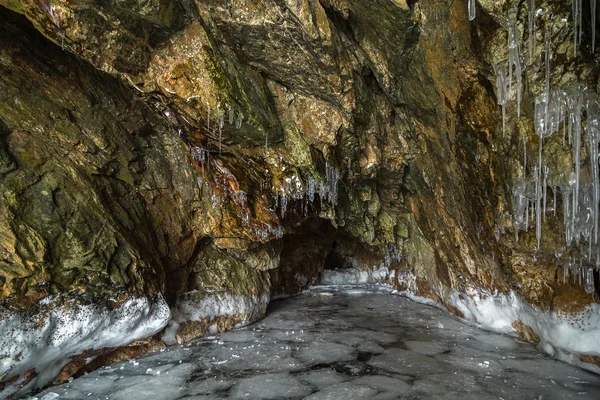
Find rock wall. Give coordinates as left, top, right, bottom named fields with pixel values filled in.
left=1, top=0, right=600, bottom=395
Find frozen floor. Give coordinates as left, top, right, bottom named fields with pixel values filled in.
left=32, top=287, right=600, bottom=400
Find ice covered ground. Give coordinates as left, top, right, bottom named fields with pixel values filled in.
left=31, top=287, right=600, bottom=400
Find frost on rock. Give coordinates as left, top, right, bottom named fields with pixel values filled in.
left=0, top=294, right=170, bottom=398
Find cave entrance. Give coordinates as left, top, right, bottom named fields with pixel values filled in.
left=272, top=218, right=395, bottom=296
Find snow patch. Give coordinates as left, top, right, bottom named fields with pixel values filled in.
left=0, top=294, right=170, bottom=398
left=163, top=291, right=270, bottom=346
left=452, top=288, right=600, bottom=357
left=320, top=266, right=392, bottom=285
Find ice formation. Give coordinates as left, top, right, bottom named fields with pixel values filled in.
left=218, top=103, right=224, bottom=154
left=33, top=290, right=600, bottom=400
left=593, top=0, right=598, bottom=53
left=494, top=63, right=507, bottom=137
left=320, top=266, right=394, bottom=286
left=528, top=0, right=536, bottom=61
left=507, top=19, right=523, bottom=117
left=452, top=287, right=600, bottom=358
left=496, top=2, right=600, bottom=288
left=468, top=0, right=476, bottom=21
left=0, top=295, right=170, bottom=398
left=163, top=291, right=270, bottom=346
left=573, top=0, right=583, bottom=56
left=191, top=146, right=209, bottom=176
left=312, top=271, right=600, bottom=371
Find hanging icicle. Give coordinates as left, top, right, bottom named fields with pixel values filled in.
left=507, top=18, right=523, bottom=117
left=494, top=62, right=508, bottom=137
left=593, top=0, right=598, bottom=53
left=573, top=0, right=583, bottom=57
left=468, top=0, right=476, bottom=21
left=528, top=0, right=536, bottom=62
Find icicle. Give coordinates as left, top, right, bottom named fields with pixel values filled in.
left=207, top=103, right=211, bottom=130
left=280, top=194, right=288, bottom=219
left=325, top=162, right=340, bottom=205
left=528, top=0, right=536, bottom=62
left=307, top=177, right=316, bottom=203
left=191, top=146, right=209, bottom=177
left=561, top=175, right=575, bottom=247
left=544, top=30, right=552, bottom=136
left=593, top=0, right=598, bottom=53
left=508, top=19, right=523, bottom=117
left=589, top=116, right=600, bottom=244
left=228, top=105, right=234, bottom=125
left=572, top=86, right=583, bottom=224
left=217, top=103, right=223, bottom=154
left=574, top=0, right=582, bottom=57
left=585, top=266, right=595, bottom=293
left=512, top=178, right=528, bottom=242
left=524, top=138, right=527, bottom=173
left=468, top=0, right=476, bottom=21
left=534, top=166, right=542, bottom=249
left=235, top=112, right=242, bottom=129
left=495, top=62, right=508, bottom=136
left=543, top=165, right=549, bottom=219
left=265, top=132, right=268, bottom=157
left=580, top=0, right=584, bottom=45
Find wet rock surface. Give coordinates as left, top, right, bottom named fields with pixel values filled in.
left=33, top=290, right=600, bottom=400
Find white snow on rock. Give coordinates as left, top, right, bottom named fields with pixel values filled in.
left=317, top=267, right=600, bottom=370
left=0, top=294, right=170, bottom=398
left=320, top=265, right=392, bottom=285
left=163, top=291, right=270, bottom=345
left=451, top=287, right=600, bottom=358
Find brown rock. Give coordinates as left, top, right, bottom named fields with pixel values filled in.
left=512, top=320, right=540, bottom=344
left=581, top=355, right=600, bottom=368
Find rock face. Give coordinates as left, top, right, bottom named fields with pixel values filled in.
left=0, top=0, right=599, bottom=395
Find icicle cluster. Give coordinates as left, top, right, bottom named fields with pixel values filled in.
left=191, top=146, right=209, bottom=176
left=512, top=84, right=600, bottom=291
left=322, top=162, right=341, bottom=206
left=251, top=223, right=284, bottom=241
left=515, top=84, right=600, bottom=248
left=494, top=13, right=524, bottom=133
left=203, top=102, right=243, bottom=155
left=384, top=244, right=403, bottom=269
left=563, top=259, right=596, bottom=293
left=502, top=3, right=600, bottom=291
left=273, top=163, right=341, bottom=219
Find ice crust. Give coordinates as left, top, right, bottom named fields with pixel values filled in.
left=32, top=288, right=600, bottom=400
left=0, top=294, right=170, bottom=398
left=163, top=292, right=270, bottom=345
left=317, top=267, right=600, bottom=365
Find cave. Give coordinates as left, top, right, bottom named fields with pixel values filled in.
left=2, top=0, right=600, bottom=398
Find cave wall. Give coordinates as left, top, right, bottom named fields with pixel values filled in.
left=1, top=0, right=600, bottom=395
